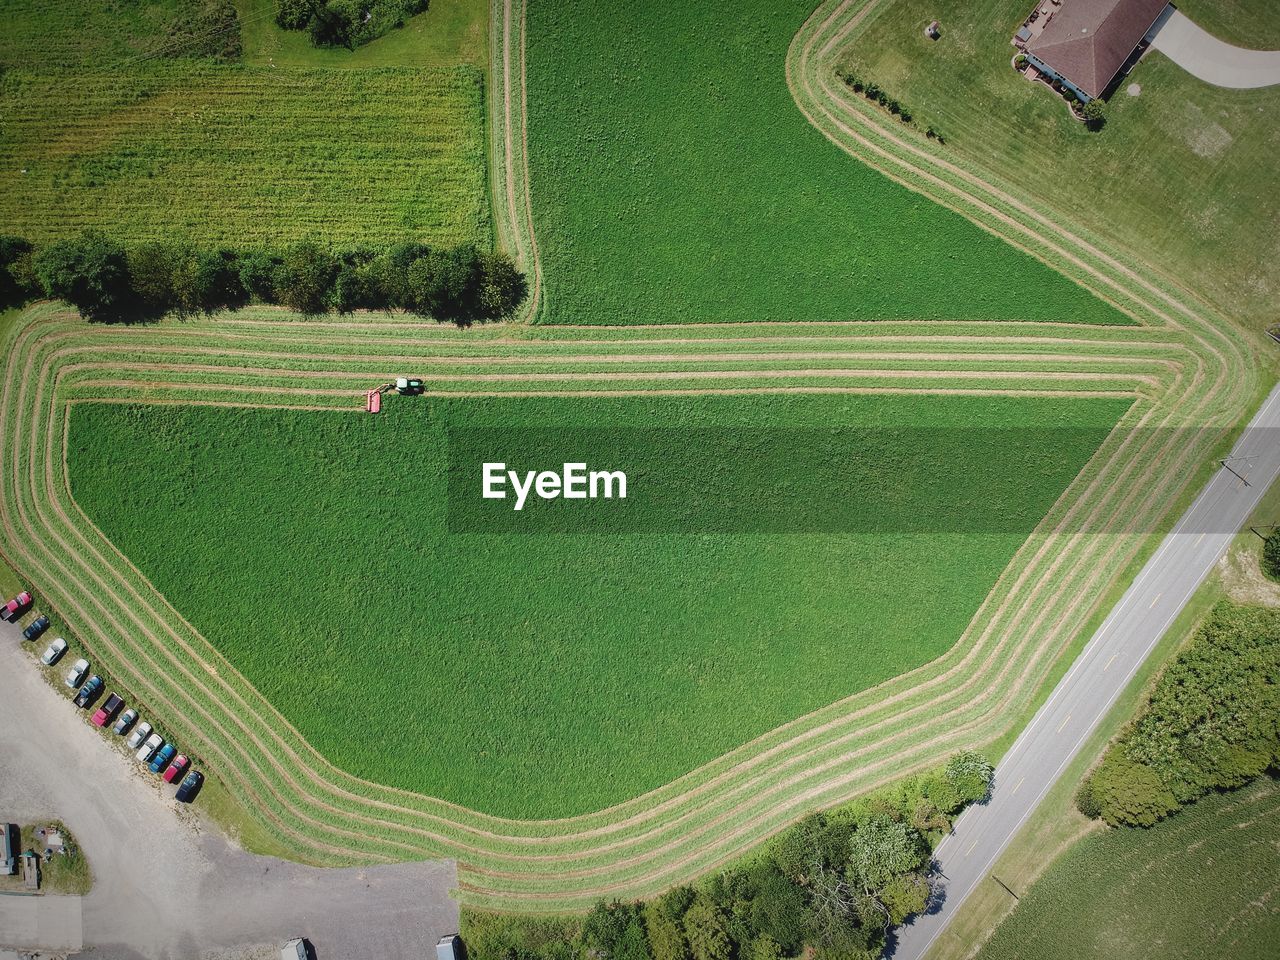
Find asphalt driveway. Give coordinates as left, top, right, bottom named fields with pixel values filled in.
left=0, top=621, right=458, bottom=959
left=1150, top=11, right=1280, bottom=88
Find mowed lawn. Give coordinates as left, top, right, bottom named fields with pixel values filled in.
left=524, top=0, right=1130, bottom=325
left=979, top=777, right=1280, bottom=960
left=840, top=0, right=1280, bottom=331
left=0, top=0, right=490, bottom=247
left=69, top=393, right=1127, bottom=818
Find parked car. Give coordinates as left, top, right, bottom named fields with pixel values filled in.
left=91, top=693, right=124, bottom=727
left=112, top=708, right=138, bottom=736
left=126, top=721, right=152, bottom=751
left=73, top=675, right=103, bottom=708
left=64, top=658, right=89, bottom=689
left=149, top=743, right=177, bottom=775
left=2, top=823, right=17, bottom=876
left=437, top=934, right=463, bottom=960
left=41, top=637, right=68, bottom=665
left=22, top=615, right=50, bottom=642
left=281, top=938, right=310, bottom=960
left=136, top=732, right=163, bottom=763
left=2, top=591, right=32, bottom=621
left=175, top=769, right=204, bottom=803
left=163, top=754, right=190, bottom=784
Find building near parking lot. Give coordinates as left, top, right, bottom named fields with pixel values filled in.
left=1018, top=0, right=1172, bottom=101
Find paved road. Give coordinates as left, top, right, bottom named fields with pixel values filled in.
left=0, top=623, right=459, bottom=959
left=1151, top=11, right=1280, bottom=88
left=891, top=382, right=1280, bottom=960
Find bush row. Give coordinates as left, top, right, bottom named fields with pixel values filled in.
left=1076, top=602, right=1280, bottom=827
left=463, top=753, right=993, bottom=960
left=834, top=67, right=944, bottom=142
left=0, top=233, right=527, bottom=326
left=275, top=0, right=427, bottom=49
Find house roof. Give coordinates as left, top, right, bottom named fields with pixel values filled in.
left=1025, top=0, right=1169, bottom=97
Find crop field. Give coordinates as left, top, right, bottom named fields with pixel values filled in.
left=0, top=0, right=490, bottom=247
left=69, top=394, right=1124, bottom=817
left=522, top=0, right=1131, bottom=325
left=0, top=0, right=1267, bottom=915
left=979, top=777, right=1280, bottom=960
left=838, top=0, right=1280, bottom=332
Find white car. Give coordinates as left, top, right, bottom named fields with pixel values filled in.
left=64, top=658, right=89, bottom=689
left=126, top=722, right=152, bottom=751
left=136, top=733, right=163, bottom=763
left=42, top=637, right=68, bottom=666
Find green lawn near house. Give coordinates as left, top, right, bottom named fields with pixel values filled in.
left=838, top=0, right=1280, bottom=332
left=69, top=392, right=1126, bottom=819
left=978, top=777, right=1280, bottom=960
left=523, top=0, right=1131, bottom=326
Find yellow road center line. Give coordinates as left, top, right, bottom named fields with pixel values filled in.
left=1056, top=714, right=1071, bottom=733
left=1104, top=653, right=1119, bottom=671
left=965, top=839, right=979, bottom=856
left=1149, top=593, right=1161, bottom=608
left=1011, top=776, right=1025, bottom=795
left=1195, top=533, right=1205, bottom=546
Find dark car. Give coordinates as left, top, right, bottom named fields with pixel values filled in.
left=175, top=769, right=204, bottom=803
left=73, top=675, right=103, bottom=708
left=149, top=743, right=177, bottom=775
left=22, top=615, right=50, bottom=642
left=91, top=693, right=124, bottom=728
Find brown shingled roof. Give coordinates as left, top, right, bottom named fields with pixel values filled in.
left=1025, top=0, right=1169, bottom=98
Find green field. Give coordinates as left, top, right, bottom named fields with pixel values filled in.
left=0, top=0, right=489, bottom=247
left=838, top=0, right=1280, bottom=331
left=523, top=0, right=1130, bottom=326
left=69, top=392, right=1125, bottom=818
left=979, top=777, right=1280, bottom=960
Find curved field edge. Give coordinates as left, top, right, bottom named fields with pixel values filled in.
left=0, top=0, right=1265, bottom=912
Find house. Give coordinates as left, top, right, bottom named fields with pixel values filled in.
left=1022, top=0, right=1171, bottom=101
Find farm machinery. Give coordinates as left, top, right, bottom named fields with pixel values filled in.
left=365, top=378, right=425, bottom=413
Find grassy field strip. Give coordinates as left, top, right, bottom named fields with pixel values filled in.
left=0, top=0, right=1261, bottom=908
left=0, top=299, right=1249, bottom=909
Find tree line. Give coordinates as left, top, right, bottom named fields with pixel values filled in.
left=1076, top=602, right=1280, bottom=827
left=0, top=232, right=527, bottom=326
left=464, top=753, right=994, bottom=960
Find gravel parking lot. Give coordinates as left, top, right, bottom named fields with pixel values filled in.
left=1, top=618, right=458, bottom=959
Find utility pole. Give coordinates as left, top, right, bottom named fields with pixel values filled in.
left=1218, top=454, right=1259, bottom=487
left=990, top=874, right=1019, bottom=901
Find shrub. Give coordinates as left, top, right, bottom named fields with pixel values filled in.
left=1090, top=753, right=1178, bottom=827
left=1082, top=98, right=1106, bottom=131
left=1261, top=532, right=1280, bottom=581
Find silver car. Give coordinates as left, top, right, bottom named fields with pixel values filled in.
left=42, top=637, right=68, bottom=666
left=64, top=658, right=89, bottom=689
left=112, top=708, right=138, bottom=736
left=126, top=721, right=152, bottom=751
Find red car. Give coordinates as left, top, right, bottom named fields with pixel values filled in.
left=2, top=591, right=32, bottom=621
left=91, top=693, right=124, bottom=728
left=163, top=755, right=190, bottom=784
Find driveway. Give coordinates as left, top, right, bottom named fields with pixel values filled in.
left=0, top=623, right=458, bottom=959
left=1150, top=10, right=1280, bottom=88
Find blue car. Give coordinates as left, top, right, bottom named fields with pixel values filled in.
left=149, top=743, right=177, bottom=775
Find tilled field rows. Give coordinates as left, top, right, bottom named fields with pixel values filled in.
left=0, top=300, right=1255, bottom=910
